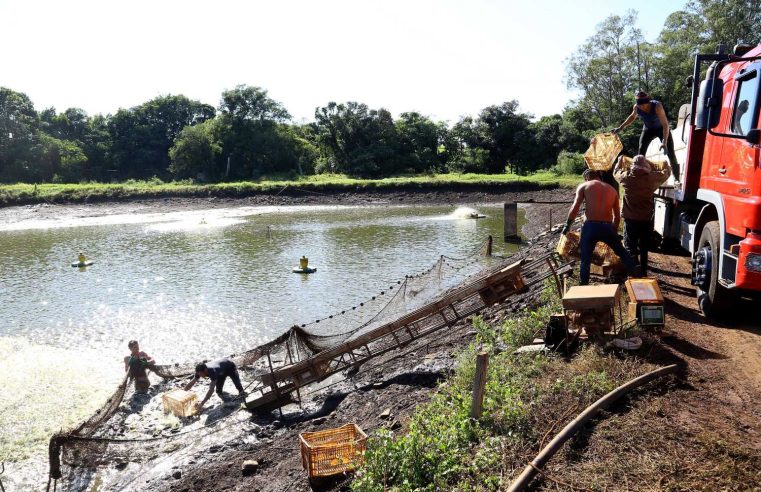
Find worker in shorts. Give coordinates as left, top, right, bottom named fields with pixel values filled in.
left=185, top=358, right=246, bottom=410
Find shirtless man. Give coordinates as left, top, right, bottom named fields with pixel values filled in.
left=124, top=340, right=156, bottom=392
left=561, top=169, right=636, bottom=285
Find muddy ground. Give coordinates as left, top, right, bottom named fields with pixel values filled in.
left=161, top=229, right=565, bottom=492
left=169, top=250, right=761, bottom=491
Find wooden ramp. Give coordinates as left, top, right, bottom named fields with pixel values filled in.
left=245, top=253, right=571, bottom=411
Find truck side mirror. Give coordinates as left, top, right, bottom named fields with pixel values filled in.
left=747, top=129, right=761, bottom=145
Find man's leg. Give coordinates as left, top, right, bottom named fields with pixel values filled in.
left=215, top=375, right=227, bottom=397
left=665, top=133, right=680, bottom=182
left=579, top=222, right=598, bottom=285
left=229, top=368, right=244, bottom=393
left=623, top=219, right=640, bottom=262
left=638, top=127, right=659, bottom=155
left=600, top=224, right=637, bottom=275
left=639, top=220, right=653, bottom=277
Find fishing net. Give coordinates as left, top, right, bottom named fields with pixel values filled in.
left=48, top=237, right=498, bottom=486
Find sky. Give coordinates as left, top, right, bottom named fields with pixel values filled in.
left=0, top=0, right=689, bottom=124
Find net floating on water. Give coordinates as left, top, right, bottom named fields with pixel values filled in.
left=300, top=423, right=367, bottom=478
left=584, top=133, right=623, bottom=171
left=162, top=389, right=198, bottom=417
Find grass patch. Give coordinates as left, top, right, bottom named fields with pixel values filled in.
left=352, top=286, right=664, bottom=492
left=0, top=172, right=581, bottom=206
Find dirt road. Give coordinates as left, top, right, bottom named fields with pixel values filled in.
left=552, top=250, right=761, bottom=490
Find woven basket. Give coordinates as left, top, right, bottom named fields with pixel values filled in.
left=556, top=230, right=622, bottom=266
left=300, top=423, right=367, bottom=478
left=584, top=133, right=623, bottom=171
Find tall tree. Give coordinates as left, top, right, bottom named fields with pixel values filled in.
left=0, top=87, right=42, bottom=182
left=108, top=95, right=214, bottom=179
left=566, top=11, right=650, bottom=129
left=313, top=102, right=402, bottom=177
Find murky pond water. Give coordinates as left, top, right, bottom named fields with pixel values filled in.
left=0, top=203, right=524, bottom=472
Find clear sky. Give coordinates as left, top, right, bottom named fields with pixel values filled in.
left=0, top=0, right=688, bottom=124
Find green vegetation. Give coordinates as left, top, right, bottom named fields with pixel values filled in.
left=352, top=287, right=657, bottom=491
left=0, top=172, right=581, bottom=206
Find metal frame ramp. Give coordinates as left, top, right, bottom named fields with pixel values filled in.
left=245, top=252, right=572, bottom=411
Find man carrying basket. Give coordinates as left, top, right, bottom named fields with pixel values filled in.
left=561, top=169, right=636, bottom=285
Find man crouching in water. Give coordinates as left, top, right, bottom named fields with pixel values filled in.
left=561, top=169, right=637, bottom=285
left=184, top=358, right=246, bottom=411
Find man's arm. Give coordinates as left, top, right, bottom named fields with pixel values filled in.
left=614, top=107, right=638, bottom=133
left=612, top=191, right=621, bottom=232
left=656, top=104, right=670, bottom=147
left=184, top=376, right=199, bottom=391
left=561, top=185, right=585, bottom=234
left=197, top=382, right=215, bottom=409
left=612, top=158, right=627, bottom=183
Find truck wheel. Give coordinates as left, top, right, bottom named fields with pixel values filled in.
left=692, top=221, right=733, bottom=316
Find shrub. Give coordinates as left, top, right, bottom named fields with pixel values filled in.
left=551, top=151, right=586, bottom=175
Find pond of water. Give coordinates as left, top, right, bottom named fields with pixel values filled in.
left=0, top=202, right=523, bottom=467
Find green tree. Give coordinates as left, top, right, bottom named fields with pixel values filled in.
left=395, top=112, right=439, bottom=173
left=566, top=11, right=650, bottom=129
left=477, top=101, right=533, bottom=173
left=0, top=87, right=40, bottom=182
left=168, top=119, right=223, bottom=180
left=217, top=85, right=306, bottom=178
left=313, top=102, right=402, bottom=177
left=108, top=95, right=215, bottom=179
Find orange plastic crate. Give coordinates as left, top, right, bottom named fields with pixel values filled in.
left=299, top=423, right=367, bottom=478
left=584, top=133, right=623, bottom=171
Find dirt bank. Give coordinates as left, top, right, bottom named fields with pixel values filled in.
left=0, top=185, right=571, bottom=231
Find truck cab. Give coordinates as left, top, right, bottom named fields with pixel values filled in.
left=649, top=44, right=761, bottom=317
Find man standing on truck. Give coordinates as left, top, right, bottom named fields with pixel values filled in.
left=561, top=169, right=636, bottom=285
left=612, top=91, right=680, bottom=182
left=613, top=155, right=672, bottom=277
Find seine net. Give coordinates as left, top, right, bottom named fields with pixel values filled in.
left=49, top=237, right=497, bottom=485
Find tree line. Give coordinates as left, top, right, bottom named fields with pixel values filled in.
left=0, top=0, right=757, bottom=184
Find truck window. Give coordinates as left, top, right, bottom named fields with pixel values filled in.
left=732, top=71, right=758, bottom=136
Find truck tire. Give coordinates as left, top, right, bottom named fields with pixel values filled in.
left=693, top=221, right=733, bottom=316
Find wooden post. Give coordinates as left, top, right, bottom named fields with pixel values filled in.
left=486, top=235, right=493, bottom=256
left=504, top=202, right=520, bottom=243
left=471, top=351, right=489, bottom=419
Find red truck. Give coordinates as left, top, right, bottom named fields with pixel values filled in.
left=648, top=43, right=761, bottom=317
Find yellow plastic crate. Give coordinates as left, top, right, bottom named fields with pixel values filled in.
left=584, top=133, right=623, bottom=171
left=299, top=423, right=367, bottom=478
left=162, top=389, right=198, bottom=417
